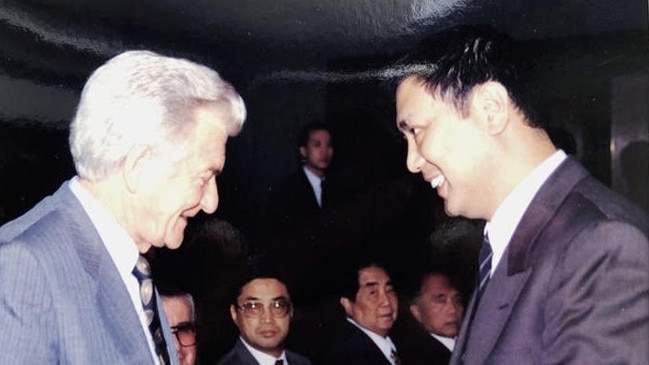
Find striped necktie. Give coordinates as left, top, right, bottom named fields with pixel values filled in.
left=477, top=234, right=493, bottom=302
left=132, top=255, right=170, bottom=365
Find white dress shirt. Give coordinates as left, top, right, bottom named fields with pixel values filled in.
left=485, top=150, right=567, bottom=273
left=241, top=337, right=288, bottom=364
left=303, top=166, right=324, bottom=207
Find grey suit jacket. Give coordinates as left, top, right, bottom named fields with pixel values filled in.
left=451, top=157, right=649, bottom=364
left=0, top=181, right=179, bottom=365
left=216, top=337, right=313, bottom=365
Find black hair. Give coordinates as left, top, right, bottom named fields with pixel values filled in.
left=338, top=256, right=394, bottom=302
left=391, top=24, right=541, bottom=128
left=297, top=121, right=332, bottom=148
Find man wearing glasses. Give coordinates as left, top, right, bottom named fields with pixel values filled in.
left=161, top=292, right=197, bottom=365
left=217, top=274, right=312, bottom=365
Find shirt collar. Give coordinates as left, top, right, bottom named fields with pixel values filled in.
left=346, top=318, right=397, bottom=364
left=240, top=337, right=287, bottom=365
left=430, top=333, right=455, bottom=351
left=485, top=150, right=567, bottom=271
left=68, top=177, right=139, bottom=280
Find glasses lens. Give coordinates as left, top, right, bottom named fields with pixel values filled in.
left=239, top=300, right=291, bottom=318
left=172, top=322, right=196, bottom=347
left=270, top=300, right=291, bottom=317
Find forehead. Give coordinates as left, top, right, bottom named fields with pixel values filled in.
left=239, top=278, right=289, bottom=300
left=421, top=274, right=456, bottom=294
left=358, top=266, right=391, bottom=287
left=307, top=129, right=331, bottom=141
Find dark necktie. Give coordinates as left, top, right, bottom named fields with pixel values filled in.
left=390, top=349, right=401, bottom=365
left=132, top=255, right=170, bottom=365
left=477, top=234, right=493, bottom=302
left=320, top=178, right=327, bottom=208
left=274, top=360, right=284, bottom=365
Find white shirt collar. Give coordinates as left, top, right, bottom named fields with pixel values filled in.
left=346, top=318, right=398, bottom=365
left=240, top=337, right=287, bottom=365
left=430, top=333, right=455, bottom=351
left=68, top=177, right=139, bottom=278
left=485, top=150, right=567, bottom=272
left=302, top=166, right=324, bottom=207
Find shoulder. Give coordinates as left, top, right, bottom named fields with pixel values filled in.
left=286, top=350, right=313, bottom=365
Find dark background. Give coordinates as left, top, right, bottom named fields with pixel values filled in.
left=1, top=1, right=648, bottom=363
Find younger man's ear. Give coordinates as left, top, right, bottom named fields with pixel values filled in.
left=472, top=81, right=510, bottom=135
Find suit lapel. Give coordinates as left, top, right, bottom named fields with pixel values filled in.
left=58, top=186, right=155, bottom=364
left=452, top=157, right=588, bottom=364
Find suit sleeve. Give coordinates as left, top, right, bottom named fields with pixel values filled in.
left=0, top=242, right=57, bottom=364
left=543, top=221, right=649, bottom=364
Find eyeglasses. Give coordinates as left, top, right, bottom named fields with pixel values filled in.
left=170, top=322, right=196, bottom=347
left=235, top=299, right=292, bottom=318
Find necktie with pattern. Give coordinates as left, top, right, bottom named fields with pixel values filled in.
left=477, top=234, right=493, bottom=302
left=132, top=255, right=170, bottom=365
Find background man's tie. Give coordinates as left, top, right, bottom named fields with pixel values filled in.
left=132, top=255, right=171, bottom=365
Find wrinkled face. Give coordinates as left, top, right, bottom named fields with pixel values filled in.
left=162, top=296, right=197, bottom=365
left=341, top=266, right=398, bottom=337
left=300, top=129, right=333, bottom=176
left=230, top=279, right=293, bottom=358
left=395, top=76, right=491, bottom=219
left=134, top=106, right=228, bottom=251
left=410, top=274, right=464, bottom=338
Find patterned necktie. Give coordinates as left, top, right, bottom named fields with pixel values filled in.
left=390, top=349, right=401, bottom=365
left=132, top=255, right=170, bottom=365
left=477, top=234, right=493, bottom=302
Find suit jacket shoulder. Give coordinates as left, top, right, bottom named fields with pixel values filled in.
left=320, top=321, right=392, bottom=365
left=216, top=338, right=313, bottom=365
left=453, top=157, right=649, bottom=365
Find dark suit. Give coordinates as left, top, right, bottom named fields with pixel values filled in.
left=216, top=337, right=312, bottom=365
left=0, top=181, right=179, bottom=364
left=451, top=157, right=649, bottom=364
left=266, top=169, right=322, bottom=239
left=320, top=320, right=394, bottom=365
left=398, top=329, right=452, bottom=365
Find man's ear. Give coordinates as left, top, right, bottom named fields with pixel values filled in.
left=229, top=304, right=239, bottom=324
left=122, top=145, right=151, bottom=193
left=410, top=302, right=422, bottom=323
left=340, top=297, right=353, bottom=317
left=471, top=81, right=510, bottom=136
left=299, top=146, right=307, bottom=159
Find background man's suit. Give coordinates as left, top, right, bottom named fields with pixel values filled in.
left=320, top=320, right=394, bottom=365
left=397, top=327, right=451, bottom=365
left=265, top=169, right=323, bottom=239
left=0, top=182, right=179, bottom=364
left=216, top=338, right=312, bottom=365
left=451, top=157, right=649, bottom=364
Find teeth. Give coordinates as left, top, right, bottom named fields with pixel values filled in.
left=431, top=175, right=445, bottom=189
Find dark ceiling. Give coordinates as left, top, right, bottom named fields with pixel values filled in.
left=1, top=0, right=647, bottom=89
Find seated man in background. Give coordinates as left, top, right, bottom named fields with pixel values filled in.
left=321, top=260, right=401, bottom=365
left=399, top=270, right=464, bottom=365
left=217, top=273, right=312, bottom=365
left=161, top=291, right=198, bottom=365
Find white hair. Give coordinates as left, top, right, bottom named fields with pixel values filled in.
left=69, top=50, right=246, bottom=181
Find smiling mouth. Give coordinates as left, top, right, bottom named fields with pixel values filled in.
left=430, top=175, right=445, bottom=189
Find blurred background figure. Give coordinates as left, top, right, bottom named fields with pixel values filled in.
left=161, top=291, right=198, bottom=365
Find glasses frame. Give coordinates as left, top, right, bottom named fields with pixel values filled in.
left=170, top=321, right=196, bottom=347
left=235, top=299, right=292, bottom=319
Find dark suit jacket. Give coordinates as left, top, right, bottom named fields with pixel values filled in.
left=451, top=157, right=649, bottom=364
left=398, top=329, right=451, bottom=365
left=320, top=320, right=394, bottom=365
left=266, top=169, right=322, bottom=239
left=216, top=337, right=312, bottom=365
left=0, top=181, right=179, bottom=364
